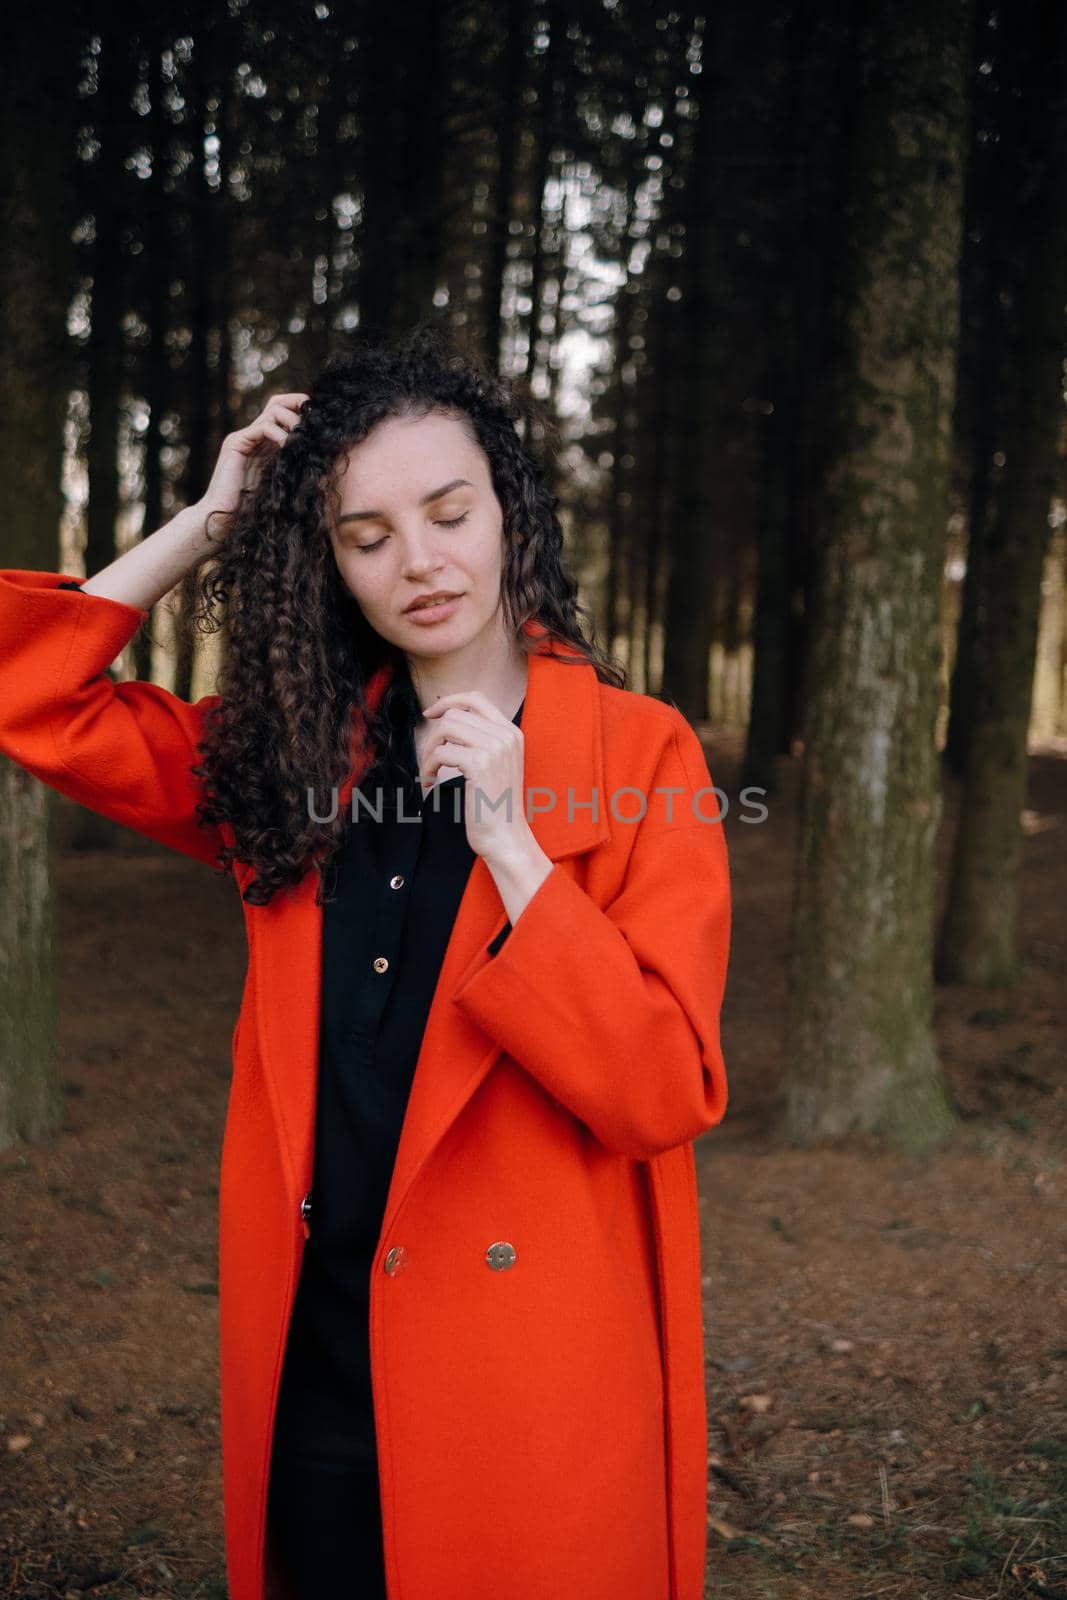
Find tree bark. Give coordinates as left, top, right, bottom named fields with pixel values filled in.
left=0, top=18, right=79, bottom=1147
left=660, top=16, right=727, bottom=720
left=522, top=1, right=562, bottom=385
left=937, top=0, right=1067, bottom=985
left=359, top=0, right=448, bottom=339
left=783, top=0, right=969, bottom=1150
left=84, top=23, right=132, bottom=583
left=132, top=29, right=172, bottom=684
left=943, top=0, right=1005, bottom=777
left=174, top=12, right=223, bottom=702
left=482, top=0, right=529, bottom=371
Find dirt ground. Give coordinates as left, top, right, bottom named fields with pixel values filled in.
left=0, top=731, right=1064, bottom=1600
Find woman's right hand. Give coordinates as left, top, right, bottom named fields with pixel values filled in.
left=195, top=393, right=310, bottom=528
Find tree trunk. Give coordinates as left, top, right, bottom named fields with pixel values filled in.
left=358, top=7, right=401, bottom=338
left=359, top=2, right=448, bottom=339
left=301, top=37, right=349, bottom=376
left=605, top=179, right=639, bottom=660
left=783, top=0, right=969, bottom=1150
left=660, top=18, right=727, bottom=720
left=391, top=0, right=449, bottom=334
left=173, top=19, right=217, bottom=703
left=644, top=207, right=685, bottom=697
left=745, top=340, right=793, bottom=793
left=84, top=24, right=130, bottom=583
left=0, top=19, right=79, bottom=1147
left=943, top=0, right=1003, bottom=777
left=937, top=0, right=1067, bottom=985
left=744, top=1, right=846, bottom=792
left=132, top=30, right=172, bottom=684
left=483, top=0, right=529, bottom=371
left=523, top=1, right=562, bottom=385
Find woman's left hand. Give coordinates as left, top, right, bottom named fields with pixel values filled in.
left=420, top=690, right=536, bottom=866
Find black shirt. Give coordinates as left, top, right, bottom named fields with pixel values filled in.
left=272, top=687, right=525, bottom=1468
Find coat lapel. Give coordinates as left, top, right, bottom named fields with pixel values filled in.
left=249, top=620, right=612, bottom=1235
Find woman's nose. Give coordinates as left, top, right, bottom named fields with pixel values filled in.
left=398, top=529, right=446, bottom=578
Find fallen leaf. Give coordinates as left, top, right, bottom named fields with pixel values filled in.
left=708, top=1514, right=772, bottom=1545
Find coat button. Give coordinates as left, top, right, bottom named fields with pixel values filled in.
left=389, top=874, right=405, bottom=889
left=486, top=1241, right=516, bottom=1271
left=384, top=1245, right=408, bottom=1275
left=373, top=956, right=389, bottom=973
left=300, top=1192, right=312, bottom=1224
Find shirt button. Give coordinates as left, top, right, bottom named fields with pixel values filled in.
left=389, top=873, right=405, bottom=889
left=373, top=956, right=389, bottom=973
left=486, top=1241, right=517, bottom=1271
left=384, top=1246, right=408, bottom=1276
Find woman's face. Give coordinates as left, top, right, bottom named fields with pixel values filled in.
left=329, top=411, right=508, bottom=659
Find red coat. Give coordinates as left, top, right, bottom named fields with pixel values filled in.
left=0, top=568, right=732, bottom=1600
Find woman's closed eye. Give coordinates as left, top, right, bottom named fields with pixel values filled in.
left=357, top=510, right=471, bottom=554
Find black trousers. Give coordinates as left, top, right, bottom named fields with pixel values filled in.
left=267, top=1446, right=388, bottom=1599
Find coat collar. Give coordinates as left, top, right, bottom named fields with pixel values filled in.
left=340, top=616, right=611, bottom=861
left=248, top=617, right=612, bottom=1230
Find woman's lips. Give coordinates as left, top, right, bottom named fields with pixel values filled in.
left=404, top=594, right=464, bottom=624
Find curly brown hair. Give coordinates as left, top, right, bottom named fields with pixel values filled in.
left=189, top=325, right=626, bottom=907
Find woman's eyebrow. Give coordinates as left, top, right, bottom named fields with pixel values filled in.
left=337, top=478, right=474, bottom=525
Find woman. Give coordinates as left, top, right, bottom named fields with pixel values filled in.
left=0, top=329, right=731, bottom=1600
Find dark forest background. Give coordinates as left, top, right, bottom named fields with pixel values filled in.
left=2, top=0, right=1066, bottom=1139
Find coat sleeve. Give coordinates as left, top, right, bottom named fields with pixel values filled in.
left=0, top=568, right=225, bottom=868
left=451, top=713, right=731, bottom=1160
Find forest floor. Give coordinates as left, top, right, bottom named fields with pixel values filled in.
left=0, top=733, right=1064, bottom=1600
